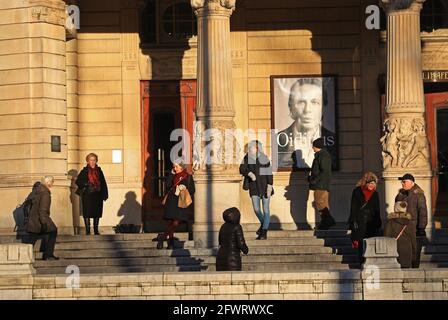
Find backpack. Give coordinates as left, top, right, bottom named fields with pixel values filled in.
left=14, top=182, right=41, bottom=231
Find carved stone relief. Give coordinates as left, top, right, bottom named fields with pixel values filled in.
left=381, top=116, right=430, bottom=169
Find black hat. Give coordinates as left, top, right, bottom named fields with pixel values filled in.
left=312, top=137, right=325, bottom=149
left=398, top=173, right=415, bottom=182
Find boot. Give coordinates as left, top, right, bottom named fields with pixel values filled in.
left=316, top=208, right=336, bottom=230
left=156, top=233, right=166, bottom=250
left=84, top=218, right=90, bottom=235
left=167, top=238, right=175, bottom=250
left=256, top=229, right=267, bottom=240
left=256, top=223, right=263, bottom=236
left=93, top=218, right=100, bottom=235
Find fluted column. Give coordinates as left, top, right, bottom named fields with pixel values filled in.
left=380, top=0, right=432, bottom=231
left=191, top=0, right=241, bottom=247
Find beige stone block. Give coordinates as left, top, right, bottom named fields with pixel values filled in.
left=29, top=23, right=65, bottom=40
left=249, top=294, right=284, bottom=300
left=163, top=272, right=232, bottom=285
left=0, top=276, right=34, bottom=287
left=67, top=109, right=79, bottom=122
left=78, top=53, right=121, bottom=67
left=423, top=270, right=448, bottom=279
left=78, top=136, right=123, bottom=149
left=231, top=272, right=274, bottom=282
left=78, top=81, right=122, bottom=95
left=0, top=289, right=33, bottom=299
left=33, top=276, right=56, bottom=287
left=213, top=294, right=250, bottom=300
left=184, top=285, right=211, bottom=295
left=278, top=282, right=315, bottom=294
left=33, top=288, right=73, bottom=299
left=146, top=295, right=181, bottom=300
left=77, top=33, right=121, bottom=40
left=141, top=285, right=176, bottom=296
left=0, top=98, right=65, bottom=115
left=78, top=94, right=122, bottom=108
left=319, top=293, right=362, bottom=300
left=67, top=95, right=79, bottom=109
left=77, top=39, right=121, bottom=54
left=117, top=286, right=142, bottom=297
left=283, top=293, right=319, bottom=300
left=0, top=158, right=67, bottom=175
left=247, top=35, right=360, bottom=51
left=249, top=106, right=271, bottom=120
left=254, top=283, right=279, bottom=294
left=0, top=113, right=66, bottom=130
left=180, top=295, right=215, bottom=300
left=66, top=67, right=78, bottom=80
left=79, top=109, right=122, bottom=123
left=248, top=49, right=359, bottom=65
left=0, top=144, right=67, bottom=160
left=78, top=123, right=122, bottom=136
left=248, top=63, right=360, bottom=78
left=248, top=92, right=270, bottom=106
left=402, top=282, right=443, bottom=292
left=78, top=67, right=121, bottom=80
left=322, top=282, right=357, bottom=293
left=411, top=292, right=448, bottom=300
left=210, top=284, right=247, bottom=295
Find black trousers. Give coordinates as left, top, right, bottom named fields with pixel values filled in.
left=26, top=229, right=58, bottom=258
left=413, top=236, right=425, bottom=268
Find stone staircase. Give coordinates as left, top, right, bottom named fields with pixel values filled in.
left=1, top=228, right=448, bottom=274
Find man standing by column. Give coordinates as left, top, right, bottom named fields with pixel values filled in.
left=309, top=137, right=335, bottom=230
left=396, top=173, right=428, bottom=268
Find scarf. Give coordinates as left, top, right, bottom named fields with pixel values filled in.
left=172, top=170, right=188, bottom=190
left=362, top=186, right=374, bottom=203
left=87, top=166, right=101, bottom=192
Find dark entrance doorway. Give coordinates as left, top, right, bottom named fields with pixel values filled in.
left=141, top=80, right=196, bottom=232
left=426, top=92, right=448, bottom=224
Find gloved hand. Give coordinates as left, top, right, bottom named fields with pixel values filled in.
left=41, top=223, right=48, bottom=233
left=175, top=185, right=181, bottom=196
left=178, top=185, right=186, bottom=191
left=416, top=228, right=426, bottom=237
left=266, top=184, right=273, bottom=198
left=248, top=172, right=256, bottom=181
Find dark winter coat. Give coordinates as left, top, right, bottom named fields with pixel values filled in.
left=348, top=187, right=382, bottom=242
left=395, top=184, right=428, bottom=230
left=216, top=210, right=249, bottom=271
left=384, top=214, right=417, bottom=268
left=75, top=166, right=109, bottom=218
left=308, top=149, right=332, bottom=191
left=163, top=173, right=195, bottom=222
left=26, top=184, right=57, bottom=234
left=239, top=153, right=274, bottom=198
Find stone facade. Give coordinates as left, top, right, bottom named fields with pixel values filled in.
left=0, top=0, right=445, bottom=235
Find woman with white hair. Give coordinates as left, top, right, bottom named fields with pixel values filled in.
left=75, top=153, right=109, bottom=235
left=26, top=175, right=59, bottom=260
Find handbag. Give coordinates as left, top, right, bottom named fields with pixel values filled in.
left=178, top=188, right=192, bottom=208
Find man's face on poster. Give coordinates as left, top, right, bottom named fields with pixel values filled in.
left=289, top=83, right=323, bottom=131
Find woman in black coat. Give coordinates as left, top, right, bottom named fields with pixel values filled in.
left=239, top=140, right=273, bottom=240
left=348, top=172, right=382, bottom=263
left=75, top=153, right=108, bottom=235
left=216, top=207, right=249, bottom=271
left=156, top=161, right=195, bottom=250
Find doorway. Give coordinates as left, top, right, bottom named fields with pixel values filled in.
left=426, top=92, right=448, bottom=222
left=141, top=80, right=196, bottom=231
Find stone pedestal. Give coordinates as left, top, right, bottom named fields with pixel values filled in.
left=191, top=0, right=241, bottom=247
left=362, top=237, right=404, bottom=300
left=380, top=0, right=432, bottom=233
left=0, top=244, right=35, bottom=300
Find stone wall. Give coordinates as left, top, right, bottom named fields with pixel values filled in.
left=0, top=270, right=446, bottom=300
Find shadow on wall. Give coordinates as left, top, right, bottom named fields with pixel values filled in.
left=68, top=169, right=81, bottom=235
left=117, top=191, right=143, bottom=226
left=284, top=170, right=313, bottom=230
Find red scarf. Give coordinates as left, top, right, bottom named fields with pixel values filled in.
left=362, top=186, right=374, bottom=203
left=88, top=166, right=101, bottom=192
left=172, top=170, right=188, bottom=190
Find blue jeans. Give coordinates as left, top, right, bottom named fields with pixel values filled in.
left=251, top=195, right=270, bottom=230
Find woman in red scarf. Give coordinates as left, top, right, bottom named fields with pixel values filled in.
left=75, top=153, right=109, bottom=235
left=156, top=160, right=195, bottom=250
left=347, top=172, right=382, bottom=264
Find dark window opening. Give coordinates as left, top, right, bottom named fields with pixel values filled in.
left=161, top=1, right=197, bottom=40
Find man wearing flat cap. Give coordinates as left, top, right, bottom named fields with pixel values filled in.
left=396, top=173, right=428, bottom=268
left=308, top=137, right=335, bottom=230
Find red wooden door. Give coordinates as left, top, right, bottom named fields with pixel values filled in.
left=141, top=80, right=196, bottom=228
left=425, top=92, right=448, bottom=218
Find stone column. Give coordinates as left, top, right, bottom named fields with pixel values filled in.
left=0, top=0, right=72, bottom=234
left=380, top=0, right=432, bottom=232
left=191, top=0, right=241, bottom=247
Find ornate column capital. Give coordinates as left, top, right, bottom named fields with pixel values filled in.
left=191, top=0, right=236, bottom=17
left=380, top=0, right=425, bottom=13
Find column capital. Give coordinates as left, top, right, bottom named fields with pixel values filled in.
left=380, top=0, right=425, bottom=14
left=191, top=0, right=236, bottom=17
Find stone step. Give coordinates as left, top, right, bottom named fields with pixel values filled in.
left=36, top=265, right=203, bottom=274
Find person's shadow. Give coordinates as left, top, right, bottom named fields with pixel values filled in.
left=283, top=150, right=312, bottom=230
left=116, top=191, right=143, bottom=232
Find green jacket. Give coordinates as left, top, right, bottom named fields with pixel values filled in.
left=308, top=149, right=332, bottom=191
